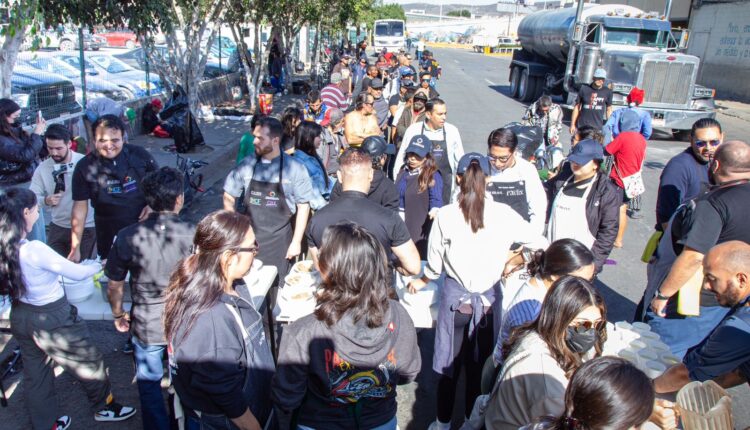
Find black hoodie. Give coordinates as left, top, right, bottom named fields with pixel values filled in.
left=271, top=300, right=421, bottom=430
left=330, top=169, right=399, bottom=212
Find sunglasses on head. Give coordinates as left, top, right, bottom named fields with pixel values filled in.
left=694, top=139, right=721, bottom=148
left=236, top=241, right=260, bottom=255
left=569, top=319, right=605, bottom=331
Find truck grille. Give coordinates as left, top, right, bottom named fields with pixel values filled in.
left=641, top=61, right=694, bottom=106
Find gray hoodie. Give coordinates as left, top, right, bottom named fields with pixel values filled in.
left=271, top=299, right=421, bottom=430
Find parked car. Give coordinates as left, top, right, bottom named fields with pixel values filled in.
left=56, top=52, right=162, bottom=98
left=21, top=28, right=105, bottom=51
left=98, top=30, right=139, bottom=48
left=11, top=66, right=82, bottom=125
left=17, top=53, right=134, bottom=102
left=114, top=45, right=240, bottom=78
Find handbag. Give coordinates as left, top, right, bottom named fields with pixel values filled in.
left=613, top=160, right=645, bottom=198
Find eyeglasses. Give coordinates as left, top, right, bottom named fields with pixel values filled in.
left=569, top=319, right=605, bottom=331
left=694, top=139, right=721, bottom=148
left=236, top=241, right=260, bottom=255
left=488, top=154, right=512, bottom=163
left=364, top=102, right=374, bottom=106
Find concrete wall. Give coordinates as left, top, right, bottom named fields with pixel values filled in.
left=688, top=1, right=750, bottom=102
left=597, top=0, right=692, bottom=22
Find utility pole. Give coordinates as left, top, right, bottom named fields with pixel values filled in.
left=439, top=1, right=443, bottom=22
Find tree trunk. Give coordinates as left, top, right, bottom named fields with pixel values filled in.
left=0, top=28, right=26, bottom=98
left=229, top=23, right=255, bottom=107
left=250, top=22, right=266, bottom=112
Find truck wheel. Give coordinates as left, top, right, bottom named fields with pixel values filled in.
left=672, top=129, right=691, bottom=142
left=519, top=69, right=538, bottom=102
left=509, top=67, right=521, bottom=98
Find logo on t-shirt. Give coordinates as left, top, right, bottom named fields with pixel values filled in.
left=122, top=176, right=137, bottom=193
left=585, top=92, right=606, bottom=111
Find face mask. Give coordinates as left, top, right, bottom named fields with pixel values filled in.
left=10, top=120, right=22, bottom=128
left=565, top=326, right=597, bottom=354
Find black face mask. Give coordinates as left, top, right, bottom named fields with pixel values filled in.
left=10, top=120, right=22, bottom=128
left=565, top=326, right=597, bottom=354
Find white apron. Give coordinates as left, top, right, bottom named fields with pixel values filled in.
left=547, top=176, right=597, bottom=249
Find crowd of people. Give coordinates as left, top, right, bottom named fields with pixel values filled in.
left=0, top=41, right=749, bottom=430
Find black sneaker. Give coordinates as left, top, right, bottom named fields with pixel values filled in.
left=94, top=402, right=136, bottom=422
left=121, top=339, right=134, bottom=355
left=52, top=416, right=71, bottom=430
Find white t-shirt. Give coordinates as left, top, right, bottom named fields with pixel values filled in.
left=19, top=240, right=101, bottom=306
left=423, top=201, right=548, bottom=305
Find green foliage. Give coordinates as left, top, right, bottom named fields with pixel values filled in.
left=447, top=9, right=471, bottom=18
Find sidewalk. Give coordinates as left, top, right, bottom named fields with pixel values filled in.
left=715, top=99, right=750, bottom=124
left=127, top=93, right=304, bottom=223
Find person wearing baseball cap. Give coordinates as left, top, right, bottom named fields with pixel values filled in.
left=320, top=72, right=349, bottom=111
left=410, top=151, right=548, bottom=430
left=546, top=138, right=622, bottom=273
left=368, top=78, right=390, bottom=131
left=332, top=52, right=353, bottom=97
left=570, top=67, right=613, bottom=135
left=330, top=135, right=399, bottom=211
left=395, top=88, right=427, bottom=147
left=396, top=134, right=443, bottom=258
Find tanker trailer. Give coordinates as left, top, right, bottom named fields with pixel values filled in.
left=508, top=2, right=715, bottom=138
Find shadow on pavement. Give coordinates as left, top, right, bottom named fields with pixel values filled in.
left=594, top=277, right=639, bottom=322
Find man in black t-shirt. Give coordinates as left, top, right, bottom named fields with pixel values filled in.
left=570, top=68, right=613, bottom=133
left=645, top=141, right=750, bottom=358
left=70, top=115, right=158, bottom=262
left=306, top=148, right=420, bottom=276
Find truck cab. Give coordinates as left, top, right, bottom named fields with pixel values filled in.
left=509, top=5, right=715, bottom=134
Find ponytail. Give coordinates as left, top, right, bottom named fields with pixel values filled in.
left=0, top=188, right=37, bottom=304
left=526, top=249, right=546, bottom=278
left=458, top=161, right=486, bottom=233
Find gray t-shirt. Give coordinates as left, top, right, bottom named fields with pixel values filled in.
left=224, top=153, right=324, bottom=211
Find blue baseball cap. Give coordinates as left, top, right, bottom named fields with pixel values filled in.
left=405, top=134, right=432, bottom=158
left=399, top=66, right=415, bottom=77
left=568, top=139, right=604, bottom=165
left=457, top=153, right=490, bottom=176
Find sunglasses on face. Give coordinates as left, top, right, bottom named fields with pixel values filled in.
left=236, top=241, right=260, bottom=255
left=569, top=319, right=605, bottom=331
left=694, top=139, right=721, bottom=148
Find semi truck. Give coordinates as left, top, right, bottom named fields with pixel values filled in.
left=508, top=1, right=715, bottom=137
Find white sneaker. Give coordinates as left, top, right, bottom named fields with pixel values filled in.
left=94, top=402, right=136, bottom=422
left=52, top=416, right=71, bottom=430
left=428, top=420, right=451, bottom=430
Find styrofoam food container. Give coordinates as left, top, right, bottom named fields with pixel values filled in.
left=644, top=360, right=667, bottom=378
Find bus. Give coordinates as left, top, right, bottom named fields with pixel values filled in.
left=372, top=19, right=405, bottom=53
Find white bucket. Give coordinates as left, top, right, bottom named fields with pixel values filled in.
left=61, top=276, right=95, bottom=303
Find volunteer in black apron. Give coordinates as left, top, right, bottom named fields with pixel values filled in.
left=393, top=99, right=464, bottom=205
left=486, top=128, right=548, bottom=235
left=222, top=117, right=315, bottom=354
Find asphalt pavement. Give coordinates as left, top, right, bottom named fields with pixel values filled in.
left=2, top=46, right=749, bottom=429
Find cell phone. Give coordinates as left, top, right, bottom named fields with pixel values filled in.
left=37, top=111, right=44, bottom=122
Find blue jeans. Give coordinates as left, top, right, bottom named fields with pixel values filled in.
left=133, top=338, right=169, bottom=430
left=297, top=415, right=397, bottom=430
left=645, top=306, right=730, bottom=359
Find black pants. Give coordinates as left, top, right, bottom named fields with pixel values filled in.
left=436, top=311, right=494, bottom=423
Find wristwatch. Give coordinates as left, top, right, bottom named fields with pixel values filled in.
left=655, top=290, right=670, bottom=301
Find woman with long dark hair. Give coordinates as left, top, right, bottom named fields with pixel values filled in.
left=0, top=99, right=47, bottom=241
left=0, top=187, right=135, bottom=429
left=408, top=153, right=547, bottom=430
left=494, top=239, right=595, bottom=365
left=396, top=134, right=443, bottom=258
left=165, top=210, right=274, bottom=430
left=281, top=106, right=304, bottom=141
left=521, top=357, right=654, bottom=430
left=293, top=121, right=330, bottom=199
left=272, top=222, right=421, bottom=430
left=484, top=276, right=607, bottom=430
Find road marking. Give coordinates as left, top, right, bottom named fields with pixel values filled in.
left=485, top=78, right=496, bottom=86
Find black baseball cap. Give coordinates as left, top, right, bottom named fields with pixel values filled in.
left=362, top=135, right=396, bottom=158
left=405, top=134, right=432, bottom=158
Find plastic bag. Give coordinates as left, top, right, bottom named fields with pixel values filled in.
left=160, top=85, right=205, bottom=153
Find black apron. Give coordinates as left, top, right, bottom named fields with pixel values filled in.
left=486, top=165, right=531, bottom=222
left=242, top=155, right=294, bottom=280
left=422, top=122, right=451, bottom=204
left=401, top=169, right=431, bottom=259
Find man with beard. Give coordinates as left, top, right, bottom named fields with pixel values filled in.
left=644, top=141, right=750, bottom=358
left=30, top=124, right=96, bottom=258
left=655, top=118, right=724, bottom=231
left=655, top=241, right=750, bottom=394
